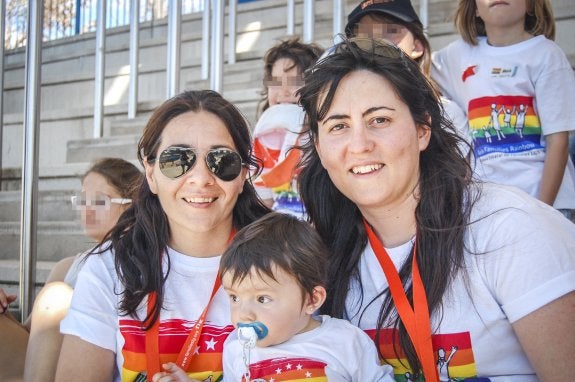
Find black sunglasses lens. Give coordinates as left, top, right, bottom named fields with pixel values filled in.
left=206, top=149, right=243, bottom=181
left=158, top=147, right=197, bottom=178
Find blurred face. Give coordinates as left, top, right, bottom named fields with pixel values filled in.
left=354, top=14, right=423, bottom=60
left=144, top=111, right=246, bottom=252
left=314, top=70, right=430, bottom=214
left=77, top=172, right=129, bottom=242
left=475, top=0, right=527, bottom=32
left=266, top=58, right=303, bottom=106
left=223, top=265, right=320, bottom=348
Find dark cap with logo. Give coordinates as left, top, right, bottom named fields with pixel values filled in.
left=345, top=0, right=423, bottom=37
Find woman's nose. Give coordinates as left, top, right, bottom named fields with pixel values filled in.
left=183, top=158, right=215, bottom=185
left=348, top=124, right=374, bottom=153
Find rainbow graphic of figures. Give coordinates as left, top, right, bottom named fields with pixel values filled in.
left=248, top=357, right=328, bottom=381
left=120, top=318, right=234, bottom=381
left=365, top=328, right=480, bottom=381
left=467, top=95, right=542, bottom=158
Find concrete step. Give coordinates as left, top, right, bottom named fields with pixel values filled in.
left=1, top=162, right=89, bottom=192
left=0, top=221, right=96, bottom=262
left=66, top=134, right=141, bottom=163
left=0, top=190, right=78, bottom=222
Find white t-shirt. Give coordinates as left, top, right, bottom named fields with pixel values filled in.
left=346, top=182, right=575, bottom=381
left=223, top=315, right=394, bottom=381
left=61, top=246, right=234, bottom=382
left=432, top=35, right=575, bottom=208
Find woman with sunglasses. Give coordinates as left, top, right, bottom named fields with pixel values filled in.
left=297, top=38, right=575, bottom=381
left=0, top=157, right=141, bottom=382
left=55, top=90, right=270, bottom=382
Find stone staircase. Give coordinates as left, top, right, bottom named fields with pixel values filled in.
left=1, top=0, right=575, bottom=307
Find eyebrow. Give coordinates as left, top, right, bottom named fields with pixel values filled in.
left=322, top=106, right=395, bottom=124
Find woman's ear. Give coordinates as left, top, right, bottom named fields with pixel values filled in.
left=417, top=116, right=432, bottom=152
left=410, top=38, right=424, bottom=60
left=305, top=286, right=327, bottom=314
left=143, top=157, right=158, bottom=195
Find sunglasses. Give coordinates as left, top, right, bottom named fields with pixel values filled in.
left=156, top=146, right=244, bottom=181
left=71, top=193, right=132, bottom=209
left=314, top=36, right=408, bottom=73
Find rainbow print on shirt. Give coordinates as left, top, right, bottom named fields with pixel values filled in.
left=365, top=328, right=483, bottom=382
left=120, top=318, right=234, bottom=382
left=467, top=95, right=542, bottom=159
left=247, top=357, right=328, bottom=381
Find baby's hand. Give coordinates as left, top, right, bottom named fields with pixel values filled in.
left=151, top=362, right=201, bottom=382
left=0, top=288, right=17, bottom=314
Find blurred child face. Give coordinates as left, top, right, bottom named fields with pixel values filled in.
left=223, top=265, right=319, bottom=348
left=354, top=14, right=423, bottom=61
left=75, top=172, right=129, bottom=242
left=475, top=0, right=527, bottom=32
left=266, top=58, right=304, bottom=106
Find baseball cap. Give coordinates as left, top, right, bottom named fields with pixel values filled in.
left=345, top=0, right=422, bottom=37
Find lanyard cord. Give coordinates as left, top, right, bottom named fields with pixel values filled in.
left=144, top=229, right=235, bottom=378
left=363, top=220, right=439, bottom=382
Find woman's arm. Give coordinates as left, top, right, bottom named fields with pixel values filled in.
left=55, top=334, right=116, bottom=382
left=512, top=291, right=575, bottom=381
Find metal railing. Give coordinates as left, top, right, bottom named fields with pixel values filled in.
left=4, top=0, right=205, bottom=50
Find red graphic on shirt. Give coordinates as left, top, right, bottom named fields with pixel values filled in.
left=462, top=65, right=478, bottom=82
left=248, top=357, right=328, bottom=381
left=120, top=318, right=234, bottom=379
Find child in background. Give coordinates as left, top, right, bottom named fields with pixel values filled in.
left=345, top=0, right=470, bottom=151
left=252, top=38, right=323, bottom=217
left=154, top=212, right=394, bottom=382
left=0, top=157, right=142, bottom=382
left=432, top=0, right=575, bottom=218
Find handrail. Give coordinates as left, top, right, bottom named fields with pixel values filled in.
left=92, top=0, right=106, bottom=138
left=228, top=0, right=236, bottom=65
left=19, top=0, right=43, bottom=322
left=286, top=0, right=294, bottom=35
left=167, top=0, right=182, bottom=98
left=303, top=0, right=314, bottom=43
left=0, top=0, right=5, bottom=185
left=210, top=0, right=224, bottom=93
left=128, top=0, right=140, bottom=119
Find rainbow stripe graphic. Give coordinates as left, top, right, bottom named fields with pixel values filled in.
left=248, top=357, right=328, bottom=381
left=365, top=328, right=479, bottom=382
left=120, top=318, right=234, bottom=381
left=467, top=95, right=542, bottom=158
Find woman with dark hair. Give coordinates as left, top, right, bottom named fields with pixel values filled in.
left=345, top=0, right=469, bottom=151
left=55, top=90, right=270, bottom=382
left=297, top=38, right=575, bottom=381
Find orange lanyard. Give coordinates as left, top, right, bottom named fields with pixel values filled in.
left=144, top=230, right=235, bottom=378
left=364, top=220, right=439, bottom=382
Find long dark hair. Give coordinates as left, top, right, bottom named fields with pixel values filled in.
left=297, top=38, right=476, bottom=376
left=97, top=90, right=270, bottom=327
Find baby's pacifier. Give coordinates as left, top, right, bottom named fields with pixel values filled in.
left=237, top=321, right=269, bottom=349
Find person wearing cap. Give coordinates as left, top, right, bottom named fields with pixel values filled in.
left=345, top=0, right=471, bottom=153
left=346, top=0, right=430, bottom=74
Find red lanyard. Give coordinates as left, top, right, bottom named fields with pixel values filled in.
left=364, top=220, right=439, bottom=382
left=144, top=230, right=235, bottom=378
